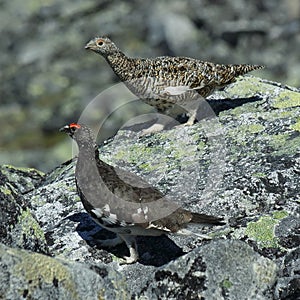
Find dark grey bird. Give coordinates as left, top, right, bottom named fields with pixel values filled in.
left=60, top=123, right=224, bottom=263
left=85, top=36, right=264, bottom=125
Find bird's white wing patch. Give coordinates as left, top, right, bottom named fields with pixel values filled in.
left=91, top=207, right=119, bottom=226
left=162, top=85, right=191, bottom=96
left=102, top=212, right=119, bottom=225
left=91, top=208, right=103, bottom=218
left=161, top=84, right=205, bottom=96
left=146, top=223, right=172, bottom=232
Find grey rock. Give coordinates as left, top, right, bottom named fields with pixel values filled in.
left=0, top=243, right=128, bottom=300
left=274, top=248, right=300, bottom=300
left=0, top=165, right=48, bottom=254
left=0, top=76, right=299, bottom=299
left=140, top=240, right=277, bottom=300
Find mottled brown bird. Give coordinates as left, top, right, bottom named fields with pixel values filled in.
left=85, top=36, right=264, bottom=125
left=60, top=123, right=224, bottom=263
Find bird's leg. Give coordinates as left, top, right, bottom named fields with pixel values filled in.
left=173, top=108, right=197, bottom=128
left=185, top=108, right=197, bottom=126
left=139, top=123, right=165, bottom=136
left=175, top=99, right=201, bottom=127
left=118, top=234, right=139, bottom=264
left=138, top=113, right=178, bottom=136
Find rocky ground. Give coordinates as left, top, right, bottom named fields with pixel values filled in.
left=1, top=0, right=300, bottom=171
left=0, top=77, right=299, bottom=299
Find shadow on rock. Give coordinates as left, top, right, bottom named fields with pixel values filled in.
left=68, top=212, right=184, bottom=266
left=206, top=95, right=263, bottom=115
left=118, top=95, right=264, bottom=135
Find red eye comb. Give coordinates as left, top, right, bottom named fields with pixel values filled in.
left=69, top=123, right=81, bottom=129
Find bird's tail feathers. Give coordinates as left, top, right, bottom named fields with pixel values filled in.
left=235, top=64, right=265, bottom=76
left=191, top=212, right=225, bottom=226
left=176, top=227, right=213, bottom=239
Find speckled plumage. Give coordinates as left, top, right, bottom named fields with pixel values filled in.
left=85, top=36, right=264, bottom=124
left=60, top=123, right=224, bottom=263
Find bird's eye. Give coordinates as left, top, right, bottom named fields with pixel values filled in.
left=97, top=41, right=104, bottom=46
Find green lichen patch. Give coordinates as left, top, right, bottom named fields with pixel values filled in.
left=0, top=186, right=12, bottom=195
left=290, top=119, right=300, bottom=132
left=253, top=261, right=277, bottom=287
left=107, top=130, right=200, bottom=173
left=0, top=164, right=44, bottom=193
left=269, top=109, right=299, bottom=120
left=252, top=172, right=267, bottom=178
left=267, top=133, right=288, bottom=149
left=2, top=164, right=44, bottom=177
left=272, top=90, right=300, bottom=109
left=225, top=123, right=265, bottom=150
left=272, top=210, right=288, bottom=220
left=244, top=123, right=265, bottom=134
left=245, top=216, right=278, bottom=248
left=13, top=250, right=78, bottom=299
left=18, top=208, right=45, bottom=242
left=111, top=141, right=156, bottom=166
left=268, top=133, right=300, bottom=156
left=126, top=142, right=168, bottom=172
left=245, top=213, right=286, bottom=249
left=229, top=123, right=265, bottom=139
left=221, top=278, right=233, bottom=289
left=224, top=76, right=274, bottom=98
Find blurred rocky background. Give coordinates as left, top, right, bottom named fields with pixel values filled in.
left=1, top=0, right=300, bottom=171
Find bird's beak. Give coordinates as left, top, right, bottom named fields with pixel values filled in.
left=85, top=40, right=96, bottom=50
left=59, top=125, right=70, bottom=133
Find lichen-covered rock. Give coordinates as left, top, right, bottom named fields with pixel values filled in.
left=0, top=243, right=128, bottom=300
left=140, top=240, right=277, bottom=300
left=0, top=77, right=299, bottom=299
left=0, top=165, right=48, bottom=254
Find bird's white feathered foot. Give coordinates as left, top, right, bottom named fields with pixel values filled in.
left=184, top=110, right=197, bottom=126
left=118, top=234, right=139, bottom=264
left=97, top=234, right=139, bottom=264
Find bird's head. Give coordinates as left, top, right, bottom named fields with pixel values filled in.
left=85, top=37, right=119, bottom=56
left=59, top=122, right=82, bottom=138
left=59, top=123, right=96, bottom=148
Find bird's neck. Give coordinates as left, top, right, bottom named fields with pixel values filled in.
left=76, top=143, right=104, bottom=185
left=105, top=51, right=135, bottom=81
left=75, top=143, right=108, bottom=212
left=77, top=143, right=99, bottom=161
